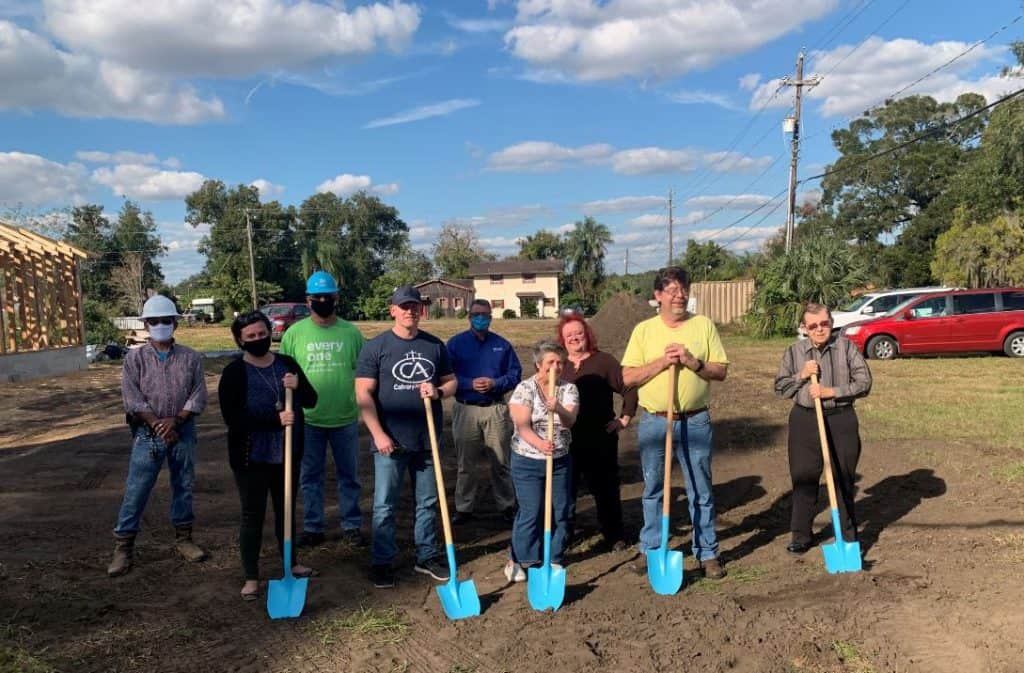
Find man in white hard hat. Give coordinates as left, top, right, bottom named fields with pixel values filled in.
left=108, top=295, right=209, bottom=577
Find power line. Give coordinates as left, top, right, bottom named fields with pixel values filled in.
left=808, top=0, right=877, bottom=53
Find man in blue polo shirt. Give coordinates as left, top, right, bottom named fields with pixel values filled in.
left=446, top=299, right=522, bottom=525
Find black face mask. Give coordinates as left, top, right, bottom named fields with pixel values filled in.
left=241, top=336, right=271, bottom=357
left=311, top=296, right=336, bottom=318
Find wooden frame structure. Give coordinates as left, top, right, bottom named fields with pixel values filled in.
left=0, top=221, right=89, bottom=355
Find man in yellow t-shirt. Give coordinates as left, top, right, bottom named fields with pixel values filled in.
left=622, top=266, right=729, bottom=579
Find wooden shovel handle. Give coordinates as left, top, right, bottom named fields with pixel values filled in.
left=284, top=388, right=294, bottom=544
left=810, top=374, right=841, bottom=511
left=663, top=364, right=677, bottom=517
left=424, top=397, right=454, bottom=548
left=545, top=368, right=555, bottom=534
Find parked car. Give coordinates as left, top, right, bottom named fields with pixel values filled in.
left=841, top=288, right=1024, bottom=359
left=260, top=302, right=311, bottom=341
left=799, top=286, right=951, bottom=339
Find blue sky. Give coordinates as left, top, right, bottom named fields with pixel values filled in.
left=2, top=0, right=1022, bottom=283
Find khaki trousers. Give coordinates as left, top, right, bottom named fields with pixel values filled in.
left=452, top=402, right=516, bottom=513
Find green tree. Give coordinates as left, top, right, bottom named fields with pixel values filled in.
left=357, top=247, right=434, bottom=319
left=518, top=230, right=566, bottom=260
left=432, top=221, right=494, bottom=279
left=931, top=210, right=1024, bottom=287
left=111, top=201, right=166, bottom=293
left=64, top=205, right=116, bottom=302
left=564, top=216, right=612, bottom=312
left=747, top=232, right=868, bottom=338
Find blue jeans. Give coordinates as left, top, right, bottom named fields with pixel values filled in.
left=637, top=410, right=718, bottom=561
left=300, top=422, right=361, bottom=534
left=510, top=452, right=572, bottom=566
left=371, top=450, right=438, bottom=567
left=114, top=424, right=197, bottom=536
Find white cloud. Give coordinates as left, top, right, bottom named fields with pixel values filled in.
left=43, top=0, right=421, bottom=78
left=581, top=195, right=665, bottom=214
left=685, top=194, right=774, bottom=210
left=628, top=211, right=705, bottom=228
left=446, top=204, right=552, bottom=229
left=250, top=179, right=285, bottom=198
left=92, top=164, right=206, bottom=200
left=0, top=21, right=225, bottom=124
left=316, top=173, right=399, bottom=198
left=0, top=151, right=89, bottom=205
left=505, top=0, right=836, bottom=82
left=738, top=73, right=761, bottom=91
left=159, top=220, right=210, bottom=284
left=610, top=147, right=699, bottom=175
left=554, top=222, right=575, bottom=234
left=669, top=89, right=737, bottom=110
left=365, top=98, right=481, bottom=129
left=749, top=37, right=1011, bottom=117
left=75, top=149, right=181, bottom=168
left=408, top=225, right=436, bottom=243
left=488, top=141, right=769, bottom=175
left=486, top=141, right=613, bottom=172
left=447, top=15, right=510, bottom=33
left=479, top=235, right=521, bottom=250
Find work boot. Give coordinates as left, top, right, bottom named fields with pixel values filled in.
left=700, top=557, right=727, bottom=580
left=174, top=527, right=207, bottom=563
left=107, top=533, right=136, bottom=577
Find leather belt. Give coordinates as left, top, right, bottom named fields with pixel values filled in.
left=648, top=407, right=708, bottom=418
left=457, top=399, right=498, bottom=407
left=796, top=404, right=852, bottom=416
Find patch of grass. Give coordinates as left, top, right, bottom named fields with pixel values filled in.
left=993, top=461, right=1024, bottom=482
left=994, top=533, right=1024, bottom=563
left=0, top=644, right=56, bottom=673
left=389, top=661, right=410, bottom=673
left=310, top=607, right=409, bottom=647
left=831, top=640, right=875, bottom=673
left=689, top=565, right=767, bottom=593
left=446, top=665, right=477, bottom=673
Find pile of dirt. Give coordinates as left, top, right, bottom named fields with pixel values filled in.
left=589, top=292, right=656, bottom=358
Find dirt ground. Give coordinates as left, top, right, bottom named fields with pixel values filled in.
left=1, top=336, right=1022, bottom=673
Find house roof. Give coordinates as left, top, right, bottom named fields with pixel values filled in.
left=468, top=259, right=563, bottom=276
left=0, top=220, right=90, bottom=259
left=414, top=278, right=474, bottom=292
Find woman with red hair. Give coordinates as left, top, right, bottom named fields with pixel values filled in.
left=558, top=314, right=638, bottom=552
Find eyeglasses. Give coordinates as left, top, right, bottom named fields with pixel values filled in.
left=658, top=287, right=687, bottom=298
left=804, top=319, right=832, bottom=331
left=144, top=317, right=175, bottom=326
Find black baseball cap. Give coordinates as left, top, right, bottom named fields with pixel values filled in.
left=390, top=285, right=423, bottom=305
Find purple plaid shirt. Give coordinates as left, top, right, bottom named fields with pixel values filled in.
left=121, top=342, right=207, bottom=418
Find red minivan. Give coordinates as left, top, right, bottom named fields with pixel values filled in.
left=261, top=302, right=311, bottom=341
left=842, top=288, right=1024, bottom=359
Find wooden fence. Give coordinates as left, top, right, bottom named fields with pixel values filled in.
left=0, top=221, right=89, bottom=354
left=690, top=279, right=756, bottom=324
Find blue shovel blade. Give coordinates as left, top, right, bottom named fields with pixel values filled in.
left=646, top=547, right=684, bottom=595
left=436, top=578, right=481, bottom=620
left=527, top=564, right=566, bottom=611
left=267, top=541, right=309, bottom=619
left=821, top=509, right=862, bottom=574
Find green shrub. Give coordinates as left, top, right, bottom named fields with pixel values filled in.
left=83, top=298, right=120, bottom=345
left=502, top=308, right=518, bottom=319
left=455, top=308, right=467, bottom=319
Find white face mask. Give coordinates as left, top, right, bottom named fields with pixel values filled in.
left=148, top=323, right=175, bottom=343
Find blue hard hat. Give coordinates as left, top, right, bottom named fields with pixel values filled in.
left=306, top=270, right=338, bottom=294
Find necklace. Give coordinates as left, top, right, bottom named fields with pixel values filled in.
left=250, top=358, right=284, bottom=411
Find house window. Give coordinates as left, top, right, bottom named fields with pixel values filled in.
left=543, top=297, right=555, bottom=307
left=492, top=299, right=505, bottom=309
left=490, top=275, right=503, bottom=285
left=454, top=297, right=462, bottom=309
left=439, top=297, right=448, bottom=308
left=523, top=273, right=536, bottom=284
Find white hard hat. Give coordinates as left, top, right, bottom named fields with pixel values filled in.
left=141, top=295, right=181, bottom=319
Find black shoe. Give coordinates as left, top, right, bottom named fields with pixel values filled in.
left=501, top=507, right=517, bottom=525
left=787, top=541, right=812, bottom=555
left=413, top=557, right=450, bottom=581
left=297, top=531, right=326, bottom=548
left=340, top=529, right=368, bottom=547
left=699, top=557, right=727, bottom=580
left=371, top=564, right=395, bottom=589
left=451, top=511, right=474, bottom=525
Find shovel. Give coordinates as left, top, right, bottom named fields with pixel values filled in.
left=423, top=397, right=481, bottom=620
left=647, top=363, right=684, bottom=595
left=268, top=388, right=309, bottom=619
left=810, top=374, right=862, bottom=573
left=527, top=367, right=567, bottom=611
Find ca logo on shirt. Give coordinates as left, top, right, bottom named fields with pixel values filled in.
left=392, top=351, right=435, bottom=387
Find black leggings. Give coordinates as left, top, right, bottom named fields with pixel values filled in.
left=568, top=429, right=624, bottom=544
left=233, top=463, right=297, bottom=580
left=787, top=406, right=861, bottom=545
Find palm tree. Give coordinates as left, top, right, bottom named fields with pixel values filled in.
left=565, top=216, right=613, bottom=310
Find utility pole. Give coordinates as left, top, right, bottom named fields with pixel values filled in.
left=782, top=50, right=820, bottom=253
left=245, top=210, right=258, bottom=310
left=625, top=248, right=630, bottom=275
left=667, top=189, right=674, bottom=265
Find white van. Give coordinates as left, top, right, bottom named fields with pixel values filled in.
left=798, top=286, right=951, bottom=338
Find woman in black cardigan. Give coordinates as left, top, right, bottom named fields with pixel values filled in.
left=219, top=311, right=318, bottom=600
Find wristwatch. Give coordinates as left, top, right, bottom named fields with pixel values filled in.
left=693, top=359, right=705, bottom=373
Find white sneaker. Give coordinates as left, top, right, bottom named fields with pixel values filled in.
left=503, top=560, right=526, bottom=583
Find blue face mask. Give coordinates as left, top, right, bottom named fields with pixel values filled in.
left=470, top=315, right=492, bottom=332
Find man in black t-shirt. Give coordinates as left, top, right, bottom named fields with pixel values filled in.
left=355, top=285, right=457, bottom=589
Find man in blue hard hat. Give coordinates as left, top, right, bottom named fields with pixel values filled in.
left=280, top=271, right=367, bottom=548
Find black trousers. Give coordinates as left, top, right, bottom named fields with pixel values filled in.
left=568, top=428, right=624, bottom=544
left=787, top=405, right=861, bottom=545
left=233, top=463, right=297, bottom=580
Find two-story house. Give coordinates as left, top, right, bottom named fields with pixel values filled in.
left=467, top=259, right=562, bottom=318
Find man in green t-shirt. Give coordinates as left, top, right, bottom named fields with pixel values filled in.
left=622, top=266, right=730, bottom=580
left=280, top=271, right=366, bottom=547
